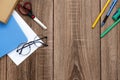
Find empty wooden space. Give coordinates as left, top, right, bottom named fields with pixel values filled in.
left=0, top=0, right=120, bottom=80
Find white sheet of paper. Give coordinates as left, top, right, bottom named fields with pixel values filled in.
left=8, top=11, right=43, bottom=66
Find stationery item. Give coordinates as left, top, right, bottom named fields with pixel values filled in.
left=0, top=0, right=19, bottom=23
left=101, top=18, right=120, bottom=38
left=101, top=8, right=120, bottom=38
left=0, top=13, right=27, bottom=58
left=8, top=11, right=47, bottom=65
left=112, top=8, right=120, bottom=21
left=16, top=36, right=48, bottom=56
left=101, top=0, right=118, bottom=27
left=17, top=2, right=47, bottom=30
left=92, top=0, right=111, bottom=29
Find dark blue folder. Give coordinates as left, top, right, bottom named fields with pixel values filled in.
left=0, top=15, right=27, bottom=58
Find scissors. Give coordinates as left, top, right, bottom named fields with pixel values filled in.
left=17, top=2, right=47, bottom=30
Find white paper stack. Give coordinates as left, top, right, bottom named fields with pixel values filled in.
left=8, top=11, right=43, bottom=66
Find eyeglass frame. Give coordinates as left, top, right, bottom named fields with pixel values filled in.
left=16, top=36, right=48, bottom=56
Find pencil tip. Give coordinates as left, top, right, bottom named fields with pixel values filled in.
left=92, top=27, right=94, bottom=29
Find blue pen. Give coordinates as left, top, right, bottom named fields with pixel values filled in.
left=101, top=0, right=118, bottom=27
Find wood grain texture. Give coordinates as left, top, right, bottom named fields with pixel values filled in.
left=0, top=0, right=120, bottom=80
left=54, top=0, right=100, bottom=80
left=0, top=57, right=6, bottom=80
left=101, top=0, right=120, bottom=80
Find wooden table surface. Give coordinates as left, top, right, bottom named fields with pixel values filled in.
left=0, top=0, right=120, bottom=80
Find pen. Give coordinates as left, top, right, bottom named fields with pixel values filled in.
left=101, top=18, right=120, bottom=38
left=101, top=0, right=118, bottom=27
left=92, top=0, right=111, bottom=29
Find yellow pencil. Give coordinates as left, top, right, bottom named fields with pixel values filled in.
left=92, top=0, right=111, bottom=29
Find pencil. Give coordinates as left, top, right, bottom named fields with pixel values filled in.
left=92, top=0, right=111, bottom=29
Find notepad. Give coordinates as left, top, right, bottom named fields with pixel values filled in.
left=8, top=11, right=44, bottom=65
left=0, top=14, right=28, bottom=58
left=0, top=0, right=19, bottom=23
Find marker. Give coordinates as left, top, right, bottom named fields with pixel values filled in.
left=101, top=18, right=120, bottom=38
left=101, top=0, right=118, bottom=27
left=101, top=8, right=120, bottom=38
left=92, top=0, right=111, bottom=29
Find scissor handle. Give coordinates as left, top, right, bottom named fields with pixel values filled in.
left=17, top=2, right=32, bottom=15
left=17, top=4, right=28, bottom=15
left=23, top=2, right=32, bottom=11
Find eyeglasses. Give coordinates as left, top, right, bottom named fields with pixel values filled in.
left=16, top=36, right=48, bottom=56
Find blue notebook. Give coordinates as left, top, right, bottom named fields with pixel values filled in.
left=0, top=15, right=27, bottom=58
